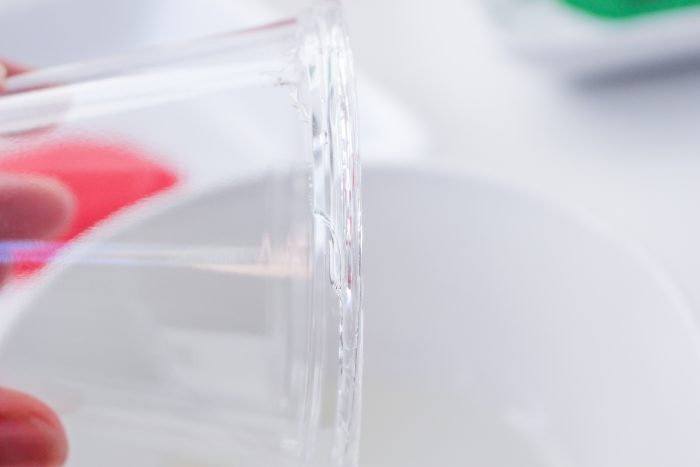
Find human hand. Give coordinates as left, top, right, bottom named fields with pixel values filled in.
left=0, top=62, right=71, bottom=467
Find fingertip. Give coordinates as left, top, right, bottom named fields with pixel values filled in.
left=0, top=387, right=68, bottom=466
left=0, top=264, right=10, bottom=289
left=1, top=60, right=29, bottom=79
left=0, top=175, right=75, bottom=240
left=0, top=60, right=28, bottom=93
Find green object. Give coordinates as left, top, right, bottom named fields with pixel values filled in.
left=561, top=0, right=700, bottom=18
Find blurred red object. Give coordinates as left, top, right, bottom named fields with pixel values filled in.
left=0, top=140, right=179, bottom=276
left=0, top=61, right=179, bottom=277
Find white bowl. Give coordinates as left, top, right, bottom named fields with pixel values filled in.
left=360, top=165, right=700, bottom=467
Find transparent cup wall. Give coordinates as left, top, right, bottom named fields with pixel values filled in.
left=0, top=2, right=362, bottom=466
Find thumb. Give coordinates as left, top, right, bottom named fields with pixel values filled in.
left=0, top=175, right=74, bottom=240
left=0, top=387, right=68, bottom=466
left=0, top=175, right=74, bottom=286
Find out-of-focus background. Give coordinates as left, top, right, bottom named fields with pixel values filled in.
left=327, top=2, right=700, bottom=466
left=3, top=0, right=700, bottom=466
left=302, top=2, right=700, bottom=465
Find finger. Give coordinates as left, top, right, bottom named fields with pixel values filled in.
left=3, top=61, right=29, bottom=77
left=0, top=60, right=71, bottom=136
left=0, top=175, right=75, bottom=286
left=0, top=387, right=68, bottom=466
left=0, top=60, right=29, bottom=92
left=0, top=175, right=74, bottom=240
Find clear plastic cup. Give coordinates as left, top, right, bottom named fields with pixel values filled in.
left=0, top=1, right=362, bottom=466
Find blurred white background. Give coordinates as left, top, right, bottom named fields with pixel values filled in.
left=272, top=1, right=700, bottom=465
left=270, top=1, right=700, bottom=466
left=273, top=0, right=700, bottom=312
